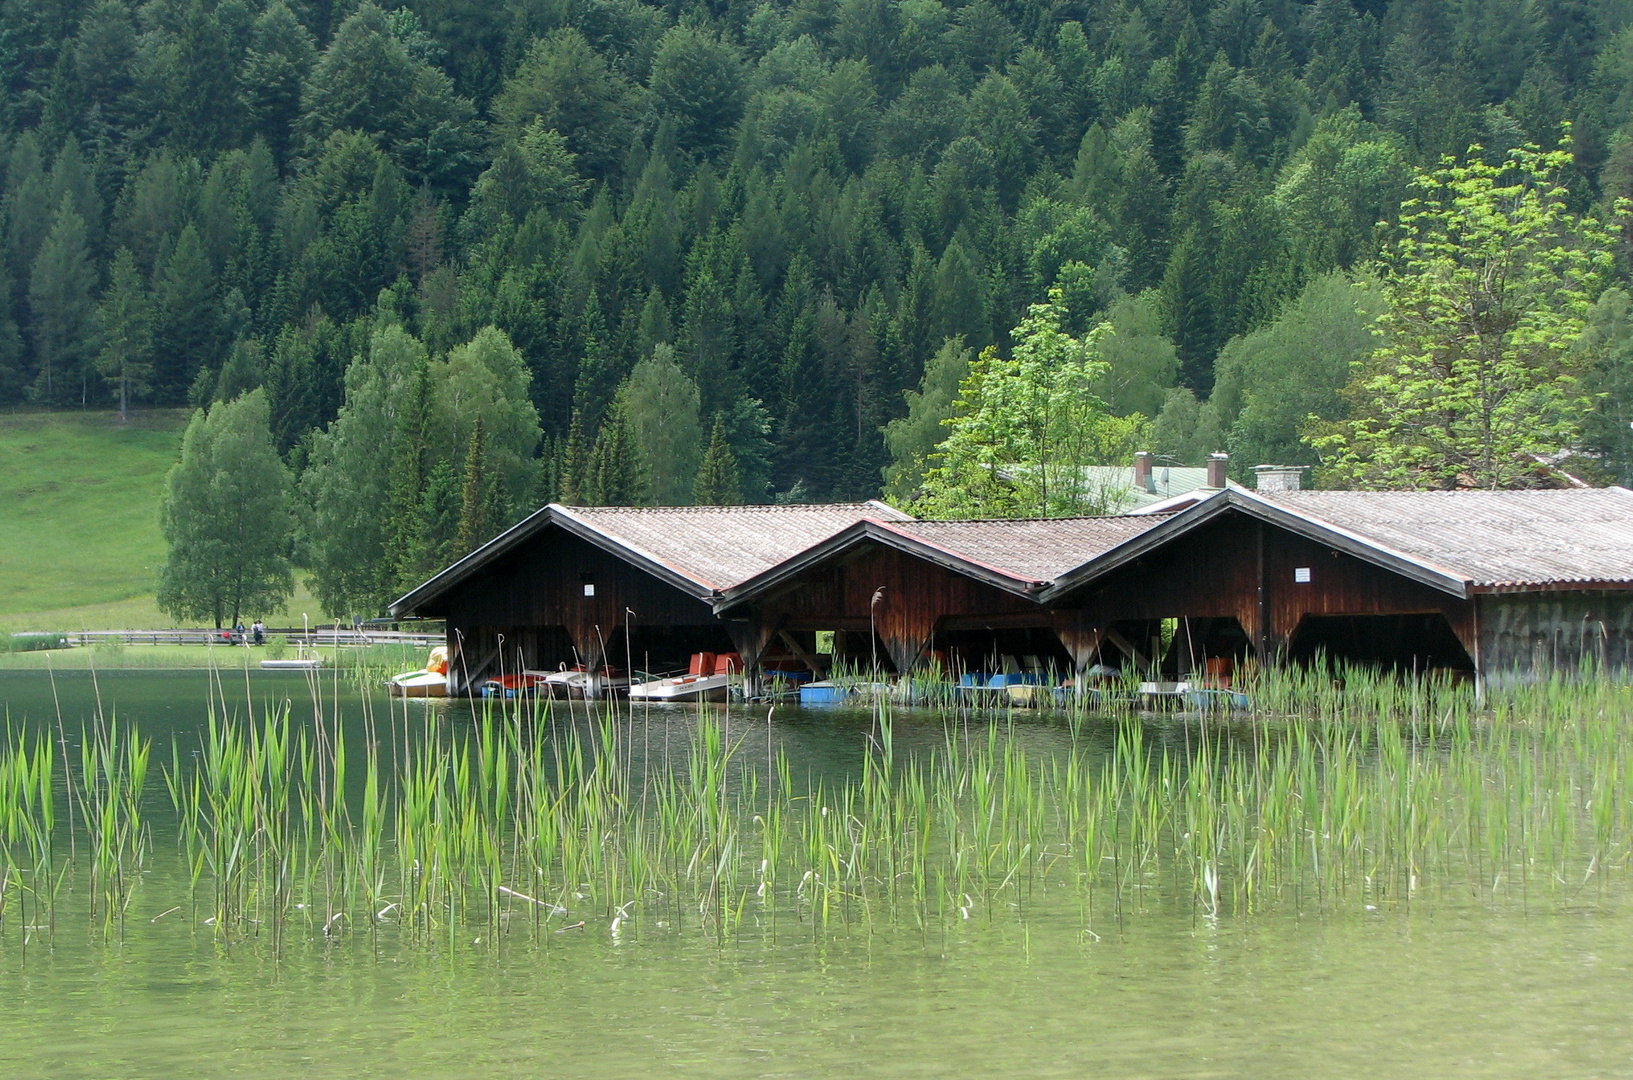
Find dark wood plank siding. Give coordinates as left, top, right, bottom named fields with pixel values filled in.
left=751, top=542, right=1047, bottom=671
left=440, top=526, right=720, bottom=688
left=1059, top=512, right=1474, bottom=656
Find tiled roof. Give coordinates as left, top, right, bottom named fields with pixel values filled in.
left=888, top=515, right=1170, bottom=583
left=560, top=502, right=910, bottom=591
left=1259, top=488, right=1633, bottom=589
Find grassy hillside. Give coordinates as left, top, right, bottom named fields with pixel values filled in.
left=0, top=409, right=318, bottom=631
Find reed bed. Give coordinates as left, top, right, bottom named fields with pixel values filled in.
left=2, top=667, right=1633, bottom=955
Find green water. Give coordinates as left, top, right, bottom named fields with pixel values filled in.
left=3, top=670, right=1632, bottom=1078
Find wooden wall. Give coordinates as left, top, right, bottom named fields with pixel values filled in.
left=747, top=542, right=1049, bottom=672
left=428, top=526, right=724, bottom=691
left=1056, top=511, right=1476, bottom=662
left=1477, top=591, right=1633, bottom=688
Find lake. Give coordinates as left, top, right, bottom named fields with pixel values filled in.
left=2, top=668, right=1631, bottom=1078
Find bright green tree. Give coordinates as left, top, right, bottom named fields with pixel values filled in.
left=1312, top=141, right=1623, bottom=489
left=914, top=288, right=1148, bottom=519
left=618, top=343, right=703, bottom=505
left=157, top=389, right=295, bottom=628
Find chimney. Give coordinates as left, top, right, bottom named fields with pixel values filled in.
left=1253, top=465, right=1306, bottom=493
left=1206, top=452, right=1229, bottom=489
left=1134, top=451, right=1154, bottom=493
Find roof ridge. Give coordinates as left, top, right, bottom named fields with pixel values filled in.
left=901, top=512, right=1177, bottom=525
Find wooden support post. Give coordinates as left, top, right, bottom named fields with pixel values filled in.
left=1053, top=620, right=1108, bottom=678
left=727, top=616, right=780, bottom=698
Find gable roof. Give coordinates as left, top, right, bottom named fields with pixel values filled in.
left=714, top=513, right=1171, bottom=612
left=1041, top=486, right=1633, bottom=602
left=390, top=501, right=909, bottom=616
left=1260, top=487, right=1633, bottom=591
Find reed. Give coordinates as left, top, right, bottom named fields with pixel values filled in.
left=3, top=665, right=1633, bottom=955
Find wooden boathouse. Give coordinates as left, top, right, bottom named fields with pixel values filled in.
left=393, top=484, right=1633, bottom=695
left=710, top=516, right=1169, bottom=681
left=388, top=502, right=906, bottom=694
left=1076, top=485, right=1633, bottom=687
left=714, top=487, right=1633, bottom=689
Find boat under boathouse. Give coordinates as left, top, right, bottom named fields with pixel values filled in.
left=388, top=502, right=906, bottom=695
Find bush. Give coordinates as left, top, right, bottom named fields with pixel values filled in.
left=6, top=632, right=69, bottom=653
left=264, top=634, right=289, bottom=661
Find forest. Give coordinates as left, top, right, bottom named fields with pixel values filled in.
left=6, top=0, right=1633, bottom=618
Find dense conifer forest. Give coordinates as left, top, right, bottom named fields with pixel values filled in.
left=7, top=0, right=1633, bottom=614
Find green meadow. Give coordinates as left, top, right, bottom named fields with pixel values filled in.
left=0, top=410, right=318, bottom=633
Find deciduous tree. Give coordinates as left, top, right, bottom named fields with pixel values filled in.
left=157, top=389, right=295, bottom=628
left=1312, top=141, right=1622, bottom=489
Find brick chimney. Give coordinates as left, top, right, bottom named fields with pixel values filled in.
left=1253, top=465, right=1306, bottom=493
left=1134, top=451, right=1154, bottom=493
left=1206, top=452, right=1229, bottom=489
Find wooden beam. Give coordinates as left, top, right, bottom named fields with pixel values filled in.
left=778, top=630, right=828, bottom=680
left=1102, top=628, right=1152, bottom=673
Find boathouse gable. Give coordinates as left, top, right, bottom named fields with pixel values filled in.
left=390, top=502, right=910, bottom=692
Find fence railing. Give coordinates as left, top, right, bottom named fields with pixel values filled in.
left=61, top=628, right=445, bottom=649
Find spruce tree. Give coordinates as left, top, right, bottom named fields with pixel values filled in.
left=694, top=414, right=743, bottom=505
left=95, top=247, right=152, bottom=419
left=587, top=407, right=647, bottom=506
left=557, top=409, right=587, bottom=504
left=27, top=196, right=97, bottom=404
left=454, top=415, right=498, bottom=555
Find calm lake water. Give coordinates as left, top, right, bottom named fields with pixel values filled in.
left=2, top=669, right=1631, bottom=1078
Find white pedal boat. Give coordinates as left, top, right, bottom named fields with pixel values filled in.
left=389, top=646, right=450, bottom=698
left=628, top=671, right=730, bottom=703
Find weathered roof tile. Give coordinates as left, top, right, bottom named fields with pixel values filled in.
left=561, top=502, right=910, bottom=591
left=1260, top=488, right=1633, bottom=589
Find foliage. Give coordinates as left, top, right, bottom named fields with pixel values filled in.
left=0, top=0, right=1630, bottom=562
left=1312, top=143, right=1622, bottom=489
left=695, top=413, right=743, bottom=505
left=618, top=343, right=703, bottom=505
left=157, top=390, right=295, bottom=628
left=1209, top=273, right=1386, bottom=472
left=915, top=290, right=1147, bottom=519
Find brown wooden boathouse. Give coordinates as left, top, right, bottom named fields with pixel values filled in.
left=392, top=486, right=1633, bottom=694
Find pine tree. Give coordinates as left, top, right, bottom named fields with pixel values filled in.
left=557, top=409, right=587, bottom=504
left=586, top=407, right=647, bottom=506
left=454, top=415, right=497, bottom=556
left=0, top=256, right=28, bottom=403
left=151, top=224, right=221, bottom=401
left=28, top=196, right=97, bottom=404
left=694, top=414, right=743, bottom=505
left=382, top=354, right=433, bottom=592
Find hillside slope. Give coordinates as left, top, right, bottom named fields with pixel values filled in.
left=0, top=410, right=186, bottom=629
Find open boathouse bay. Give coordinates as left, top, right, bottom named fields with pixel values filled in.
left=2, top=669, right=1633, bottom=1076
